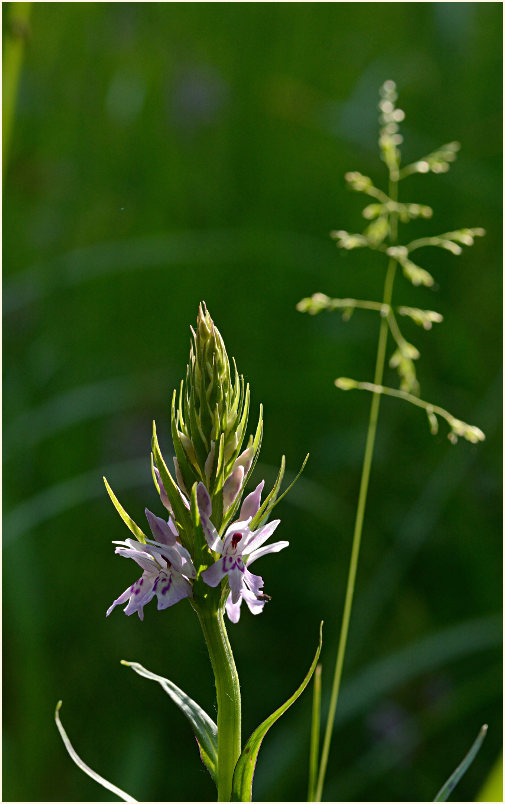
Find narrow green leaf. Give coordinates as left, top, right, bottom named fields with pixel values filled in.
left=434, top=724, right=488, bottom=801
left=55, top=701, right=137, bottom=802
left=103, top=477, right=147, bottom=543
left=151, top=420, right=192, bottom=546
left=231, top=621, right=323, bottom=802
left=252, top=453, right=310, bottom=530
left=250, top=455, right=286, bottom=531
left=121, top=660, right=218, bottom=785
left=171, top=388, right=199, bottom=491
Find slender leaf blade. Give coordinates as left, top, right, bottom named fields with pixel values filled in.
left=55, top=701, right=137, bottom=802
left=121, top=660, right=218, bottom=785
left=103, top=477, right=147, bottom=543
left=434, top=724, right=488, bottom=801
left=231, top=621, right=323, bottom=802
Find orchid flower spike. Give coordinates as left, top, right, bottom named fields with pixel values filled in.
left=107, top=508, right=196, bottom=620
left=196, top=481, right=289, bottom=623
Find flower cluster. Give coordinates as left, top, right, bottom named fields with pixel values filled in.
left=105, top=304, right=297, bottom=624
left=107, top=473, right=288, bottom=623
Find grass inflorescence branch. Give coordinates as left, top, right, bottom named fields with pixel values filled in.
left=298, top=79, right=486, bottom=803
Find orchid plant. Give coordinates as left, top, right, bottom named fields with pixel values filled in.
left=55, top=83, right=489, bottom=804
left=55, top=302, right=317, bottom=803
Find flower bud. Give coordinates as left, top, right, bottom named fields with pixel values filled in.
left=171, top=303, right=260, bottom=501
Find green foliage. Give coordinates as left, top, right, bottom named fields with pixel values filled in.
left=121, top=660, right=218, bottom=785
left=231, top=622, right=323, bottom=802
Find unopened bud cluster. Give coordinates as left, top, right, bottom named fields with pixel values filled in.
left=171, top=302, right=262, bottom=526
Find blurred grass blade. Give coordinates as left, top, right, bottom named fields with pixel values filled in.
left=121, top=660, right=218, bottom=784
left=232, top=621, right=323, bottom=802
left=477, top=753, right=503, bottom=802
left=308, top=663, right=322, bottom=802
left=54, top=701, right=137, bottom=802
left=433, top=724, right=488, bottom=801
left=3, top=2, right=32, bottom=172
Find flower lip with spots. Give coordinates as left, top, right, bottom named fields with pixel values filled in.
left=196, top=481, right=289, bottom=623
left=106, top=508, right=196, bottom=620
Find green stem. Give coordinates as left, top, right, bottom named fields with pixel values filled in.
left=314, top=171, right=399, bottom=803
left=197, top=604, right=241, bottom=801
left=3, top=2, right=32, bottom=175
left=308, top=663, right=322, bottom=801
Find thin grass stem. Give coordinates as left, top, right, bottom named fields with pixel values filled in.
left=314, top=171, right=399, bottom=803
left=308, top=663, right=322, bottom=801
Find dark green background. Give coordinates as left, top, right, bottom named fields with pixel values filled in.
left=3, top=3, right=502, bottom=802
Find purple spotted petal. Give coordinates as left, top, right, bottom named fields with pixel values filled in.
left=154, top=570, right=193, bottom=610
left=201, top=557, right=227, bottom=587
left=123, top=573, right=157, bottom=616
left=221, top=520, right=252, bottom=555
left=246, top=539, right=289, bottom=566
left=239, top=480, right=264, bottom=520
left=145, top=508, right=177, bottom=546
left=242, top=519, right=281, bottom=554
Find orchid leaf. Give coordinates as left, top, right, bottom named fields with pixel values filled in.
left=250, top=455, right=285, bottom=530
left=252, top=453, right=310, bottom=530
left=55, top=701, right=137, bottom=802
left=231, top=621, right=323, bottom=802
left=433, top=724, right=488, bottom=801
left=171, top=388, right=198, bottom=493
left=121, top=660, right=218, bottom=785
left=103, top=477, right=147, bottom=544
left=151, top=420, right=192, bottom=546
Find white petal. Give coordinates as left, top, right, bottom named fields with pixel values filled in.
left=228, top=567, right=244, bottom=604
left=225, top=593, right=242, bottom=623
left=243, top=567, right=264, bottom=594
left=246, top=540, right=289, bottom=566
left=242, top=587, right=266, bottom=616
left=106, top=585, right=131, bottom=616
left=201, top=514, right=223, bottom=553
left=143, top=541, right=183, bottom=572
left=115, top=546, right=160, bottom=573
left=243, top=519, right=281, bottom=554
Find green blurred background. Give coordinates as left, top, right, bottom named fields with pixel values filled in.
left=3, top=3, right=502, bottom=801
